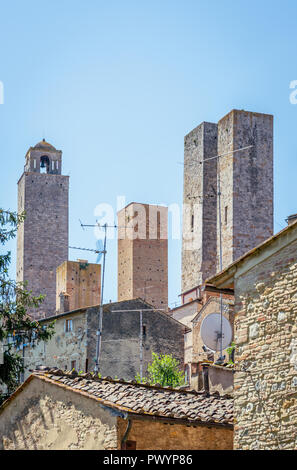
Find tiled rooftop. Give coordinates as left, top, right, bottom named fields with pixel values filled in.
left=32, top=367, right=233, bottom=427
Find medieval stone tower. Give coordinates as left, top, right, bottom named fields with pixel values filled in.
left=217, top=110, right=273, bottom=270
left=17, top=139, right=69, bottom=319
left=181, top=110, right=273, bottom=293
left=118, top=202, right=168, bottom=310
left=181, top=122, right=218, bottom=293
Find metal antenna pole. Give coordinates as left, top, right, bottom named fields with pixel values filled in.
left=94, top=223, right=107, bottom=374
left=217, top=155, right=224, bottom=362
left=139, top=310, right=143, bottom=379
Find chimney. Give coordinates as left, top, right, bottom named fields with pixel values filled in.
left=286, top=214, right=297, bottom=226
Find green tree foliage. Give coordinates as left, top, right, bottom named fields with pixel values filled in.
left=0, top=209, right=55, bottom=399
left=136, top=352, right=185, bottom=388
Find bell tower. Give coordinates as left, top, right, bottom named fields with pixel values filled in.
left=17, top=139, right=69, bottom=319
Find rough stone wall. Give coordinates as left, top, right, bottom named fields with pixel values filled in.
left=117, top=416, right=233, bottom=450
left=217, top=110, right=273, bottom=270
left=87, top=301, right=184, bottom=380
left=0, top=377, right=117, bottom=450
left=22, top=310, right=88, bottom=379
left=56, top=260, right=101, bottom=312
left=118, top=203, right=168, bottom=310
left=17, top=163, right=69, bottom=319
left=182, top=122, right=218, bottom=293
left=234, top=239, right=297, bottom=450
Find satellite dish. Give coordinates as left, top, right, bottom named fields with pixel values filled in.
left=200, top=313, right=232, bottom=352
left=95, top=239, right=103, bottom=263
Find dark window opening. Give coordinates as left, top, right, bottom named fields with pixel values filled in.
left=225, top=206, right=228, bottom=225
left=191, top=214, right=194, bottom=232
left=71, top=360, right=76, bottom=370
left=142, top=325, right=146, bottom=336
left=40, top=155, right=50, bottom=174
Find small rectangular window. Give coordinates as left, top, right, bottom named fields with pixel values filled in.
left=71, top=360, right=76, bottom=370
left=65, top=319, right=73, bottom=332
left=191, top=214, right=194, bottom=232
left=225, top=206, right=228, bottom=225
left=142, top=325, right=146, bottom=336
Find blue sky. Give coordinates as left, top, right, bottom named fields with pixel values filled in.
left=1, top=0, right=297, bottom=307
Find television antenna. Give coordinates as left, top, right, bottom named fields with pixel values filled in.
left=77, top=219, right=134, bottom=373
left=69, top=239, right=105, bottom=264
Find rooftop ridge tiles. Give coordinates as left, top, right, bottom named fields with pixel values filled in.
left=37, top=367, right=231, bottom=399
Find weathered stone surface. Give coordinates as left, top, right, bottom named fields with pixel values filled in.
left=234, top=238, right=297, bottom=450
left=182, top=122, right=218, bottom=292
left=17, top=141, right=69, bottom=319
left=217, top=110, right=273, bottom=270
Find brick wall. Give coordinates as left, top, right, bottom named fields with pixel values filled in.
left=117, top=416, right=233, bottom=450
left=118, top=203, right=168, bottom=311
left=56, top=260, right=101, bottom=311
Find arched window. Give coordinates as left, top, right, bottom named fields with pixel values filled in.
left=40, top=155, right=50, bottom=173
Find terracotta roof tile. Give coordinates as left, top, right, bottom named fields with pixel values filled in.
left=31, top=368, right=233, bottom=427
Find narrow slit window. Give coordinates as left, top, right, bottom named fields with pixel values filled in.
left=65, top=319, right=73, bottom=332
left=191, top=214, right=194, bottom=232
left=225, top=206, right=228, bottom=225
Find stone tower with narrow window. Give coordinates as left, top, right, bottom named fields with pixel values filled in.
left=181, top=110, right=274, bottom=294
left=17, top=139, right=69, bottom=319
left=181, top=122, right=218, bottom=293
left=217, top=110, right=273, bottom=270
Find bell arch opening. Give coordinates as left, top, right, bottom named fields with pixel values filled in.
left=40, top=155, right=50, bottom=173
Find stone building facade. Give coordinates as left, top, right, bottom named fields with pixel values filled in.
left=16, top=139, right=69, bottom=319
left=0, top=369, right=233, bottom=450
left=208, top=218, right=297, bottom=450
left=21, top=299, right=187, bottom=381
left=56, top=260, right=101, bottom=312
left=118, top=203, right=168, bottom=311
left=181, top=109, right=273, bottom=294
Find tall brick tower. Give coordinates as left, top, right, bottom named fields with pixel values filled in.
left=16, top=139, right=69, bottom=319
left=217, top=110, right=273, bottom=270
left=181, top=122, right=218, bottom=293
left=118, top=202, right=168, bottom=311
